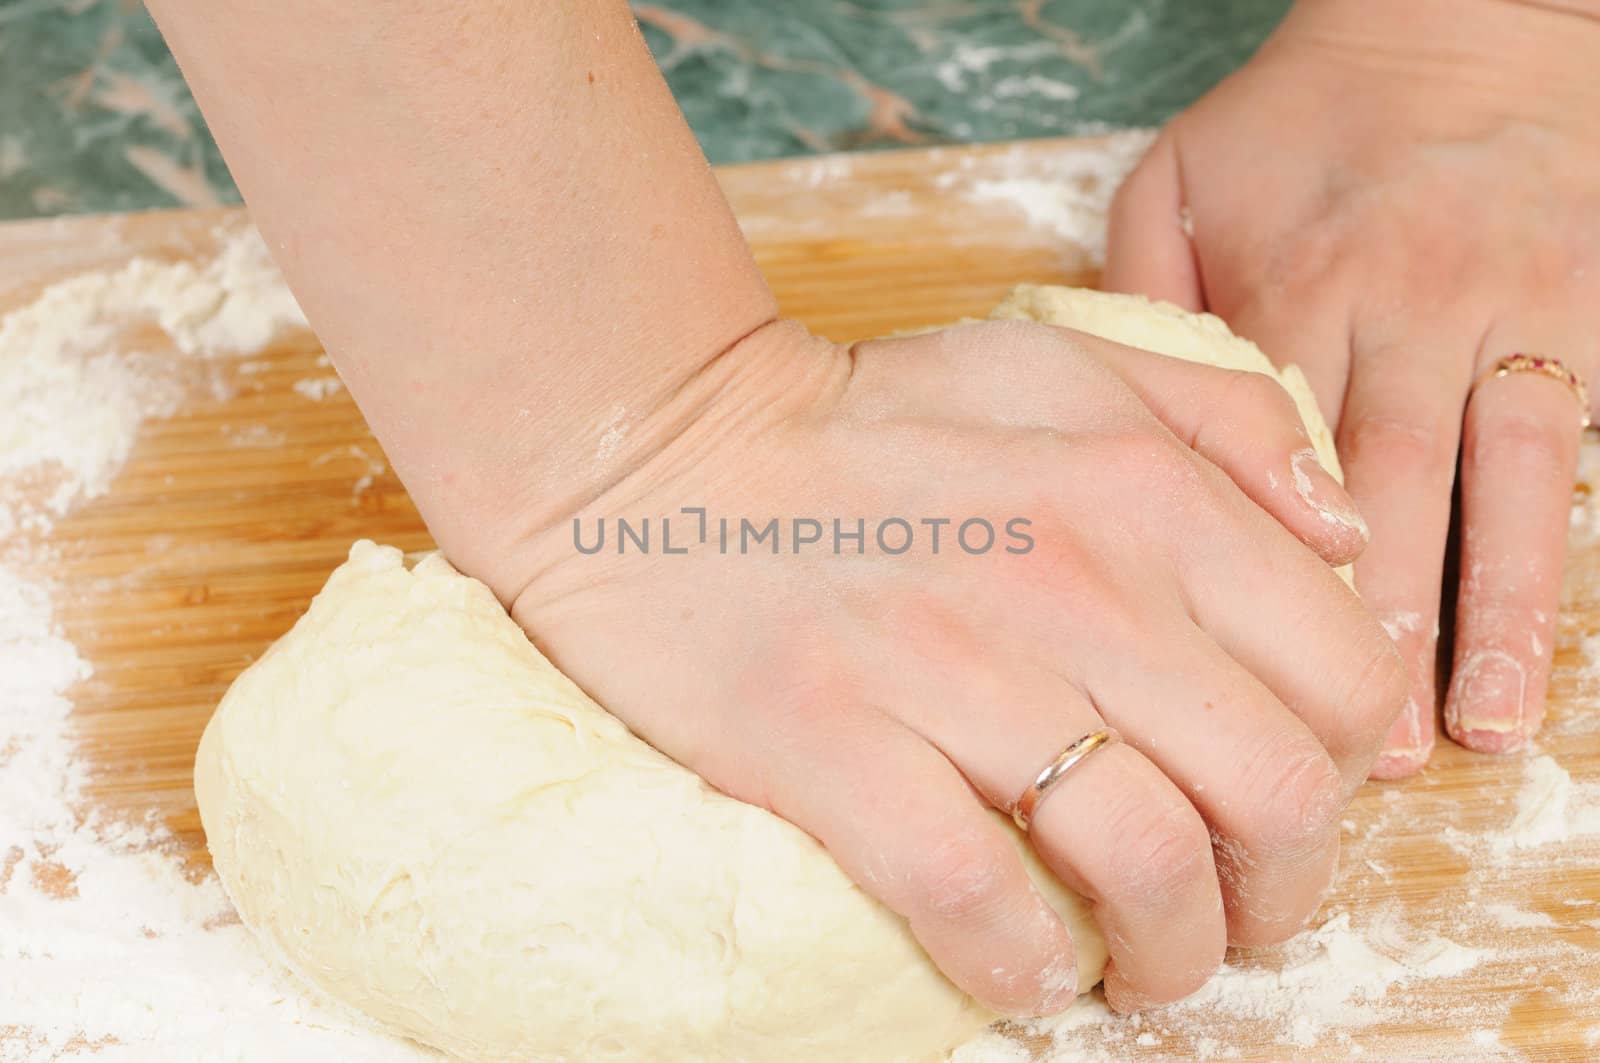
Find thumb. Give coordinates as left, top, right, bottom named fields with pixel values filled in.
left=1102, top=134, right=1203, bottom=312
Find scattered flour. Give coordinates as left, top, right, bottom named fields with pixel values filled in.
left=0, top=225, right=426, bottom=1060
left=223, top=423, right=287, bottom=449
left=1489, top=755, right=1600, bottom=859
left=1016, top=913, right=1488, bottom=1058
left=788, top=153, right=856, bottom=190
left=311, top=443, right=387, bottom=497
left=750, top=130, right=1152, bottom=260
left=1471, top=1028, right=1502, bottom=1049
left=946, top=130, right=1154, bottom=262
left=1478, top=903, right=1557, bottom=930
left=0, top=227, right=306, bottom=534
left=291, top=376, right=344, bottom=402
left=1169, top=914, right=1482, bottom=1041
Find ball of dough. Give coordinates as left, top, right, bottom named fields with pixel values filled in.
left=195, top=286, right=1343, bottom=1063
left=196, top=542, right=1098, bottom=1063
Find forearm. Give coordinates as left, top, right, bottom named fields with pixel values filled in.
left=1277, top=0, right=1600, bottom=101
left=144, top=1, right=776, bottom=587
left=1502, top=0, right=1600, bottom=22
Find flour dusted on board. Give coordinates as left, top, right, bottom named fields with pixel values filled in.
left=0, top=559, right=431, bottom=1062
left=948, top=130, right=1154, bottom=262
left=952, top=912, right=1491, bottom=1062
left=952, top=750, right=1600, bottom=1062
left=0, top=224, right=307, bottom=534
left=0, top=225, right=425, bottom=1060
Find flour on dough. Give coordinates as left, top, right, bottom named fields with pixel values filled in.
left=195, top=286, right=1345, bottom=1063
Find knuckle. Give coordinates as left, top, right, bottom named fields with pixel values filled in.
left=1519, top=239, right=1587, bottom=291
left=999, top=512, right=1126, bottom=620
left=1263, top=229, right=1347, bottom=296
left=1081, top=430, right=1198, bottom=504
left=1224, top=369, right=1298, bottom=424
left=1103, top=790, right=1214, bottom=908
left=1469, top=410, right=1572, bottom=483
left=916, top=833, right=1016, bottom=923
left=1236, top=734, right=1345, bottom=855
left=1339, top=636, right=1411, bottom=753
left=1122, top=434, right=1208, bottom=495
left=1340, top=408, right=1455, bottom=476
left=746, top=633, right=859, bottom=734
left=879, top=590, right=981, bottom=667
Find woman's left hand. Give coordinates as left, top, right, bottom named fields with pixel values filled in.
left=1103, top=0, right=1600, bottom=776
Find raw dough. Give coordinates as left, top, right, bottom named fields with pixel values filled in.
left=195, top=287, right=1343, bottom=1063
left=196, top=542, right=1093, bottom=1063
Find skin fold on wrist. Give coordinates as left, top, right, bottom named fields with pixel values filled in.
left=504, top=318, right=853, bottom=613
left=1260, top=0, right=1600, bottom=149
left=1280, top=0, right=1600, bottom=91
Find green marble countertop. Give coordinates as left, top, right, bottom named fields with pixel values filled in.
left=0, top=0, right=1290, bottom=222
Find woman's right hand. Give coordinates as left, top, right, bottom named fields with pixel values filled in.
left=484, top=317, right=1407, bottom=1016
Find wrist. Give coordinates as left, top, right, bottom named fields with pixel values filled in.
left=1288, top=0, right=1600, bottom=32
left=381, top=286, right=778, bottom=597
left=1275, top=0, right=1600, bottom=116
left=1499, top=0, right=1600, bottom=21
left=474, top=317, right=850, bottom=606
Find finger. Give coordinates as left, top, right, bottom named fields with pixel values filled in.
left=1159, top=434, right=1409, bottom=785
left=1175, top=494, right=1408, bottom=785
left=1030, top=741, right=1223, bottom=1013
left=1102, top=134, right=1204, bottom=311
left=1077, top=625, right=1346, bottom=947
left=1336, top=339, right=1478, bottom=778
left=1079, top=334, right=1369, bottom=566
left=857, top=321, right=1370, bottom=566
left=1445, top=341, right=1589, bottom=751
left=735, top=691, right=1081, bottom=1018
left=888, top=659, right=1226, bottom=1011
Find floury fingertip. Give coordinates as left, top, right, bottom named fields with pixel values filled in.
left=1291, top=448, right=1371, bottom=542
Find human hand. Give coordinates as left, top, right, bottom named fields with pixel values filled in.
left=1104, top=0, right=1600, bottom=776
left=498, top=318, right=1405, bottom=1014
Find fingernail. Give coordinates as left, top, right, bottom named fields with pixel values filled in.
left=1447, top=651, right=1530, bottom=753
left=1371, top=696, right=1433, bottom=780
left=1290, top=449, right=1370, bottom=542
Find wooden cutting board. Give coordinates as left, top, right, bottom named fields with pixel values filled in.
left=4, top=136, right=1598, bottom=1060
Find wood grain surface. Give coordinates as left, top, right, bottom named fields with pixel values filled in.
left=3, top=136, right=1597, bottom=1061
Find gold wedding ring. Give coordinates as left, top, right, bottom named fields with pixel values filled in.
left=1011, top=727, right=1121, bottom=832
left=1473, top=353, right=1591, bottom=429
